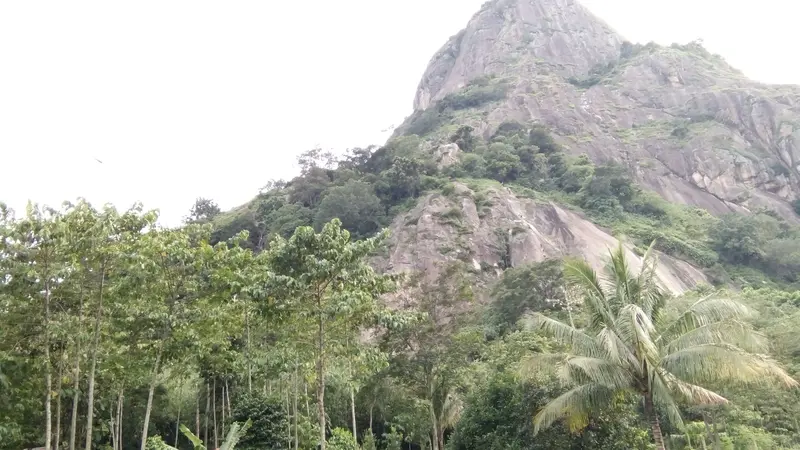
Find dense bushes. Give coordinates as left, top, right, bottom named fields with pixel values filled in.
left=230, top=393, right=288, bottom=450
left=487, top=260, right=565, bottom=336
left=314, top=181, right=384, bottom=240
left=439, top=82, right=508, bottom=110
left=450, top=373, right=652, bottom=450
left=405, top=78, right=508, bottom=136
left=213, top=137, right=442, bottom=247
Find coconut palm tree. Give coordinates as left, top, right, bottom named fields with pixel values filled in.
left=526, top=243, right=797, bottom=450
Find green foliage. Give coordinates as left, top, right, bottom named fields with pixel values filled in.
left=439, top=82, right=508, bottom=110
left=173, top=420, right=252, bottom=450
left=145, top=436, right=175, bottom=450
left=578, top=163, right=639, bottom=216
left=450, top=372, right=653, bottom=450
left=185, top=197, right=222, bottom=224
left=484, top=142, right=522, bottom=182
left=328, top=428, right=360, bottom=450
left=487, top=260, right=565, bottom=336
left=527, top=245, right=797, bottom=448
left=710, top=213, right=783, bottom=264
left=382, top=428, right=404, bottom=450
left=449, top=126, right=476, bottom=152
left=314, top=180, right=385, bottom=239
left=361, top=433, right=376, bottom=450
left=405, top=108, right=450, bottom=136
left=230, top=393, right=288, bottom=450
left=266, top=219, right=403, bottom=448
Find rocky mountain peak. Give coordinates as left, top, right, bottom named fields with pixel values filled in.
left=406, top=0, right=800, bottom=222
left=414, top=0, right=623, bottom=111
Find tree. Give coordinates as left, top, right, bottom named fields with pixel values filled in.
left=266, top=220, right=396, bottom=450
left=488, top=259, right=565, bottom=335
left=710, top=213, right=782, bottom=264
left=527, top=243, right=798, bottom=450
left=578, top=163, right=639, bottom=215
left=384, top=264, right=478, bottom=450
left=313, top=181, right=385, bottom=239
left=0, top=203, right=66, bottom=450
left=483, top=143, right=521, bottom=183
left=375, top=157, right=423, bottom=203
left=186, top=198, right=221, bottom=224
left=450, top=126, right=476, bottom=152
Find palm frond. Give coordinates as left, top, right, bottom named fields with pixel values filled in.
left=607, top=243, right=633, bottom=314
left=562, top=356, right=633, bottom=389
left=520, top=352, right=569, bottom=379
left=662, top=319, right=767, bottom=355
left=615, top=304, right=659, bottom=370
left=597, top=326, right=640, bottom=371
left=635, top=240, right=665, bottom=321
left=658, top=297, right=752, bottom=344
left=533, top=383, right=615, bottom=434
left=659, top=369, right=727, bottom=405
left=440, top=394, right=464, bottom=429
left=651, top=371, right=686, bottom=431
left=525, top=313, right=600, bottom=357
left=661, top=343, right=798, bottom=387
left=563, top=260, right=614, bottom=330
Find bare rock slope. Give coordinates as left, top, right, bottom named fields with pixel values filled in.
left=381, top=182, right=706, bottom=294
left=406, top=0, right=800, bottom=221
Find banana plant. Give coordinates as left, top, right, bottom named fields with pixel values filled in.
left=151, top=420, right=252, bottom=450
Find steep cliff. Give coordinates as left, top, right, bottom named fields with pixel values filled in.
left=378, top=181, right=706, bottom=295
left=404, top=0, right=800, bottom=221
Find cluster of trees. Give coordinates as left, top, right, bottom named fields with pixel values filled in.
left=0, top=201, right=411, bottom=450
left=3, top=197, right=799, bottom=450
left=211, top=139, right=445, bottom=250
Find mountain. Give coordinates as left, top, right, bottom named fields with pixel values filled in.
left=403, top=0, right=800, bottom=221
left=213, top=0, right=800, bottom=295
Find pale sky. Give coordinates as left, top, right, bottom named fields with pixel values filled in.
left=1, top=0, right=798, bottom=226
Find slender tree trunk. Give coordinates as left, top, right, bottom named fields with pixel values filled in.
left=84, top=268, right=106, bottom=450
left=245, top=306, right=252, bottom=394
left=68, top=286, right=84, bottom=450
left=196, top=383, right=201, bottom=438
left=304, top=383, right=310, bottom=417
left=285, top=380, right=291, bottom=450
left=225, top=378, right=232, bottom=419
left=294, top=363, right=299, bottom=450
left=429, top=399, right=439, bottom=450
left=117, top=388, right=124, bottom=450
left=55, top=352, right=64, bottom=450
left=221, top=380, right=226, bottom=442
left=174, top=384, right=183, bottom=448
left=645, top=394, right=666, bottom=450
left=139, top=345, right=163, bottom=450
left=204, top=382, right=210, bottom=446
left=369, top=404, right=374, bottom=432
left=110, top=408, right=116, bottom=450
left=44, top=276, right=53, bottom=450
left=350, top=387, right=357, bottom=442
left=111, top=388, right=123, bottom=450
left=213, top=378, right=218, bottom=450
left=316, top=314, right=327, bottom=450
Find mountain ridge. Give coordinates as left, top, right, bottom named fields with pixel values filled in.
left=403, top=0, right=800, bottom=221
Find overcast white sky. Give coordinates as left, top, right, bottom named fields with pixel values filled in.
left=1, top=0, right=798, bottom=226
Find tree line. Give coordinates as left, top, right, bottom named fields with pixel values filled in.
left=2, top=199, right=799, bottom=450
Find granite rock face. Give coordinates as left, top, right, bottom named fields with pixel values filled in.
left=407, top=0, right=800, bottom=220
left=379, top=182, right=705, bottom=295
